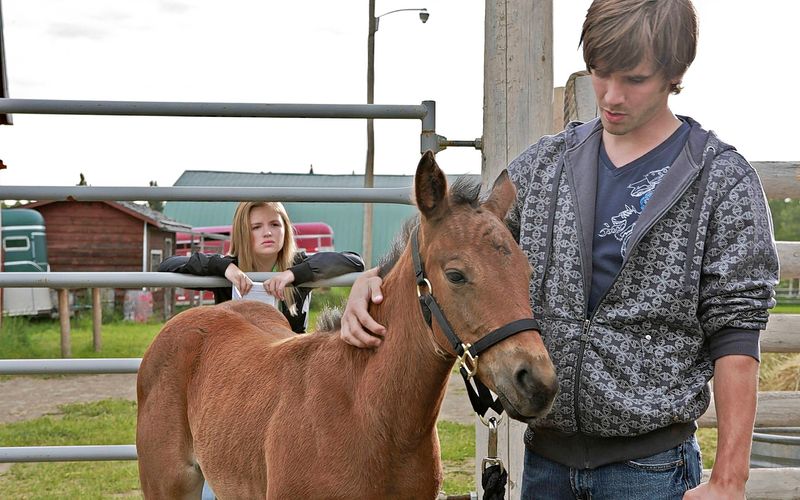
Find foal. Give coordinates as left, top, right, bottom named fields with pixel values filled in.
left=136, top=152, right=557, bottom=499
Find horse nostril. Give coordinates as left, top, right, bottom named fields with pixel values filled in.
left=515, top=366, right=534, bottom=391
left=515, top=364, right=558, bottom=401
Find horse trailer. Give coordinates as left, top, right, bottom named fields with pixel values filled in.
left=1, top=208, right=55, bottom=316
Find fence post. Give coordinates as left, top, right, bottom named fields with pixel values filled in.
left=92, top=288, right=102, bottom=352
left=58, top=289, right=71, bottom=358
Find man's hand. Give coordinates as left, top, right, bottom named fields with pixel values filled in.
left=264, top=270, right=295, bottom=301
left=225, top=263, right=253, bottom=295
left=684, top=480, right=745, bottom=500
left=340, top=267, right=386, bottom=348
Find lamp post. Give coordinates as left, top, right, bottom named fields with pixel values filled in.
left=363, top=3, right=428, bottom=266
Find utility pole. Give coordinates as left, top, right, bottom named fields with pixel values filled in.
left=363, top=0, right=377, bottom=267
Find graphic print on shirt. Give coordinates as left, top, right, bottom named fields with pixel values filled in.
left=598, top=165, right=670, bottom=258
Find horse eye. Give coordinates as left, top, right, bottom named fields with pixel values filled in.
left=445, top=270, right=467, bottom=284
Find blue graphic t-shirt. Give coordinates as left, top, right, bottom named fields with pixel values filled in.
left=588, top=120, right=690, bottom=314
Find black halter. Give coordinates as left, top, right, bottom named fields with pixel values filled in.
left=411, top=227, right=540, bottom=417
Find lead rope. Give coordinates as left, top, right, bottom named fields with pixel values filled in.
left=480, top=415, right=507, bottom=500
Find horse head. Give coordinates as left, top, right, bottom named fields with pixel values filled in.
left=412, top=151, right=557, bottom=421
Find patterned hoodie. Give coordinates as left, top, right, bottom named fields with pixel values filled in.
left=507, top=117, right=779, bottom=468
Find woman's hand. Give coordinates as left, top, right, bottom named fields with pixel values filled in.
left=225, top=263, right=253, bottom=295
left=264, top=270, right=295, bottom=301
left=340, top=267, right=386, bottom=348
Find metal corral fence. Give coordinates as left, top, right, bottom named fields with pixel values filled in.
left=0, top=97, right=428, bottom=465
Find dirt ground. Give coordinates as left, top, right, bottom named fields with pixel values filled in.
left=0, top=372, right=475, bottom=426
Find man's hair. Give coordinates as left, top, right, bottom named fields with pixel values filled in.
left=580, top=0, right=698, bottom=94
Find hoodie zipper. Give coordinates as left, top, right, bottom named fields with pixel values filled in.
left=569, top=149, right=708, bottom=435
left=573, top=318, right=591, bottom=433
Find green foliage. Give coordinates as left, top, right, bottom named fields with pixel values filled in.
left=769, top=198, right=800, bottom=241
left=696, top=428, right=717, bottom=470
left=147, top=180, right=164, bottom=213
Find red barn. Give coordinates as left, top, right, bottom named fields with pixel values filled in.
left=22, top=200, right=191, bottom=318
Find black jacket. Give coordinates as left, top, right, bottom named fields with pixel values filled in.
left=158, top=250, right=364, bottom=332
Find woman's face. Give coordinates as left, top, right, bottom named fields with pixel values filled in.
left=249, top=205, right=285, bottom=260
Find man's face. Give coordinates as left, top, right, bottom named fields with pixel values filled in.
left=590, top=59, right=676, bottom=137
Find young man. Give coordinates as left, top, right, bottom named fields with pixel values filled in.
left=341, top=0, right=779, bottom=498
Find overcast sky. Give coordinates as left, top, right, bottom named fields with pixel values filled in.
left=0, top=0, right=797, bottom=189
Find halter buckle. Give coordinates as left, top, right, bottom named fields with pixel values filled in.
left=416, top=277, right=432, bottom=298
left=458, top=343, right=478, bottom=379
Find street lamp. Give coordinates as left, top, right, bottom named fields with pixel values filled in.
left=363, top=3, right=428, bottom=267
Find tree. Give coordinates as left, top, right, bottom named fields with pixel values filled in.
left=147, top=180, right=164, bottom=213
left=769, top=198, right=800, bottom=241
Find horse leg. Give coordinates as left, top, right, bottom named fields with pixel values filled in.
left=137, top=321, right=206, bottom=500
left=137, top=381, right=205, bottom=499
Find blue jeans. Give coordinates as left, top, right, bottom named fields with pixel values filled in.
left=521, top=436, right=702, bottom=500
left=201, top=480, right=216, bottom=500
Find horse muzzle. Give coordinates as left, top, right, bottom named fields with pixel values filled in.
left=494, top=357, right=558, bottom=422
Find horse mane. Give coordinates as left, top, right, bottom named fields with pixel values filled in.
left=314, top=306, right=343, bottom=332
left=378, top=176, right=481, bottom=279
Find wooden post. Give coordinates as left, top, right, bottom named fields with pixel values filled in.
left=482, top=0, right=553, bottom=190
left=92, top=288, right=102, bottom=352
left=481, top=1, right=553, bottom=498
left=58, top=289, right=71, bottom=358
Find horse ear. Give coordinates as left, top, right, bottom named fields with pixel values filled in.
left=414, top=150, right=449, bottom=221
left=481, top=169, right=516, bottom=219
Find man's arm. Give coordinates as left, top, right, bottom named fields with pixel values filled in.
left=685, top=354, right=758, bottom=499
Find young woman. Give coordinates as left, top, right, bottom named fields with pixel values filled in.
left=159, top=201, right=364, bottom=333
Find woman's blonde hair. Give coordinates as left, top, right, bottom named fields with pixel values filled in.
left=228, top=201, right=300, bottom=315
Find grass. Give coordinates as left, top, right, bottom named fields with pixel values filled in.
left=773, top=302, right=800, bottom=314
left=438, top=421, right=476, bottom=495
left=0, top=287, right=477, bottom=497
left=0, top=400, right=142, bottom=499
left=0, top=314, right=160, bottom=360
left=0, top=399, right=475, bottom=498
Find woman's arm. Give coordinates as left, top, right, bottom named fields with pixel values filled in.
left=264, top=251, right=365, bottom=302
left=288, top=251, right=365, bottom=285
left=159, top=252, right=252, bottom=296
left=158, top=252, right=235, bottom=277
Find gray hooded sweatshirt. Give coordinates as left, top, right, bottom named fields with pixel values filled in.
left=507, top=116, right=779, bottom=468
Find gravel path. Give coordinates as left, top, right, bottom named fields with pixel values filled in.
left=0, top=372, right=474, bottom=426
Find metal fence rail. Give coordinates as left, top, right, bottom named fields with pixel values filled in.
left=0, top=358, right=140, bottom=375
left=0, top=98, right=428, bottom=119
left=0, top=186, right=414, bottom=204
left=0, top=445, right=137, bottom=462
left=0, top=98, right=442, bottom=154
left=0, top=271, right=361, bottom=288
